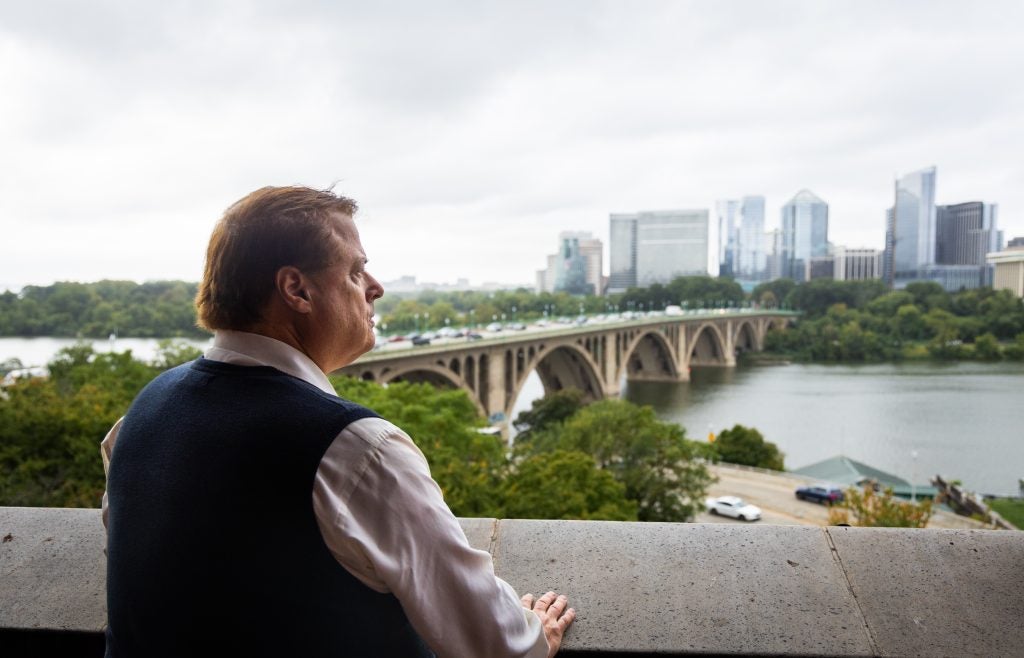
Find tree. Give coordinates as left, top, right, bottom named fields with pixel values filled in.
left=971, top=333, right=1002, bottom=361
left=500, top=450, right=637, bottom=521
left=522, top=399, right=714, bottom=522
left=712, top=424, right=785, bottom=471
left=828, top=484, right=933, bottom=528
left=512, top=388, right=587, bottom=445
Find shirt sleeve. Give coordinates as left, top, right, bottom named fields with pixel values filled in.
left=100, top=416, right=124, bottom=532
left=312, top=418, right=548, bottom=658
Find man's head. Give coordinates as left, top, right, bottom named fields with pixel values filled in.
left=196, top=186, right=384, bottom=371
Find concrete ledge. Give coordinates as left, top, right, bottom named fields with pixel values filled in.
left=2, top=507, right=1022, bottom=656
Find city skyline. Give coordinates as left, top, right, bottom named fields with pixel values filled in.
left=2, top=1, right=1023, bottom=292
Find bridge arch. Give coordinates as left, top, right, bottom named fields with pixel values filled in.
left=381, top=363, right=487, bottom=416
left=506, top=341, right=606, bottom=420
left=733, top=320, right=760, bottom=354
left=687, top=323, right=729, bottom=366
left=618, top=328, right=679, bottom=382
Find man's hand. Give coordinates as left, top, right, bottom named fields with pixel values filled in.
left=521, top=591, right=576, bottom=658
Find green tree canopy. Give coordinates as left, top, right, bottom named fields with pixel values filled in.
left=712, top=424, right=785, bottom=471
left=520, top=398, right=714, bottom=522
left=499, top=450, right=637, bottom=521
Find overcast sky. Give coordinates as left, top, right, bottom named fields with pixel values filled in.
left=2, top=0, right=1021, bottom=292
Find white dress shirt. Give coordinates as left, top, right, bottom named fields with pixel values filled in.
left=101, top=330, right=547, bottom=658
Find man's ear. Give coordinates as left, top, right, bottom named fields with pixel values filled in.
left=275, top=266, right=313, bottom=313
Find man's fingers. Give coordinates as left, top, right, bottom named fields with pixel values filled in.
left=558, top=607, right=576, bottom=630
left=521, top=593, right=534, bottom=608
left=534, top=590, right=556, bottom=612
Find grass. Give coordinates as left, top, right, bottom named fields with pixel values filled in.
left=987, top=498, right=1024, bottom=529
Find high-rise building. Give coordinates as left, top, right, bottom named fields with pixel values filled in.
left=609, top=209, right=708, bottom=291
left=833, top=247, right=883, bottom=281
left=885, top=166, right=937, bottom=288
left=765, top=229, right=783, bottom=281
left=608, top=215, right=638, bottom=293
left=716, top=199, right=740, bottom=278
left=536, top=232, right=603, bottom=295
left=936, top=202, right=999, bottom=286
left=717, top=195, right=766, bottom=283
left=780, top=190, right=829, bottom=282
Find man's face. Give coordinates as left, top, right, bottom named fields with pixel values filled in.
left=305, top=213, right=384, bottom=372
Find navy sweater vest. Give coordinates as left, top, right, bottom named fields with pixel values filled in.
left=105, top=359, right=433, bottom=657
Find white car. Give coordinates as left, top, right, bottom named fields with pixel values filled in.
left=705, top=496, right=762, bottom=522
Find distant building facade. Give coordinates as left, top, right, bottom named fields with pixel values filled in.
left=885, top=166, right=940, bottom=289
left=609, top=209, right=708, bottom=292
left=987, top=246, right=1024, bottom=298
left=717, top=195, right=766, bottom=284
left=936, top=201, right=999, bottom=287
left=833, top=247, right=883, bottom=281
left=780, top=190, right=829, bottom=282
left=608, top=215, right=638, bottom=293
left=536, top=231, right=603, bottom=295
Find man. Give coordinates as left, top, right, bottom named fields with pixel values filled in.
left=102, top=186, right=575, bottom=657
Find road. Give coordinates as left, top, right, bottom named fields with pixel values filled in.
left=695, top=463, right=989, bottom=529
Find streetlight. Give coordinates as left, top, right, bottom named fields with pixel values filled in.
left=911, top=450, right=918, bottom=503
left=512, top=305, right=517, bottom=322
left=414, top=313, right=420, bottom=333
left=469, top=309, right=476, bottom=328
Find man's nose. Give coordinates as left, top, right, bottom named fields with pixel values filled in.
left=366, top=274, right=384, bottom=301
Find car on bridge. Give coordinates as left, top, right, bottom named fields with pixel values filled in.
left=705, top=496, right=762, bottom=521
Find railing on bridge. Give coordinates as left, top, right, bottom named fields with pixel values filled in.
left=2, top=506, right=1021, bottom=657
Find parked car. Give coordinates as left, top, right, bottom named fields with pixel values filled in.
left=466, top=332, right=484, bottom=340
left=411, top=335, right=431, bottom=346
left=705, top=496, right=762, bottom=521
left=795, top=484, right=845, bottom=505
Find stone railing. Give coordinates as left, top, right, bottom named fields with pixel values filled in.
left=2, top=507, right=1021, bottom=657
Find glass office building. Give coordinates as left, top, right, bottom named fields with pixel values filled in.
left=780, top=190, right=829, bottom=282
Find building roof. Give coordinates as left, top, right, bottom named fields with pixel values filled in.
left=793, top=455, right=910, bottom=489
left=786, top=189, right=826, bottom=206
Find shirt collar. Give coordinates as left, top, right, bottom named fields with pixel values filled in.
left=204, top=330, right=337, bottom=397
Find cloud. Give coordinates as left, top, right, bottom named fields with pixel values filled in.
left=1, top=0, right=1021, bottom=290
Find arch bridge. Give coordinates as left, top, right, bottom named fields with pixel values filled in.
left=338, top=311, right=796, bottom=425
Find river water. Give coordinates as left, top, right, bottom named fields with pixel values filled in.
left=5, top=337, right=1022, bottom=497
left=0, top=336, right=212, bottom=367
left=621, top=362, right=1024, bottom=498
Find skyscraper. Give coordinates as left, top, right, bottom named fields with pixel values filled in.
left=780, top=190, right=829, bottom=282
left=608, top=215, right=638, bottom=293
left=717, top=195, right=766, bottom=283
left=886, top=166, right=937, bottom=288
left=937, top=202, right=999, bottom=267
left=609, top=209, right=709, bottom=292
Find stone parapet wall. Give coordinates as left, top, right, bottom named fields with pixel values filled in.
left=2, top=507, right=1021, bottom=656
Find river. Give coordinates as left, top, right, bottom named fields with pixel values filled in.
left=620, top=362, right=1024, bottom=498
left=0, top=336, right=212, bottom=367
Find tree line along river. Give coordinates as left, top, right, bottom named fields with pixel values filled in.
left=5, top=337, right=1024, bottom=498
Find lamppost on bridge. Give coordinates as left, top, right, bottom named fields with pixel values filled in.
left=425, top=312, right=430, bottom=330
left=469, top=309, right=475, bottom=328
left=414, top=313, right=420, bottom=333
left=512, top=306, right=517, bottom=323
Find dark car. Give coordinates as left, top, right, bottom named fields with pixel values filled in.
left=411, top=335, right=431, bottom=346
left=795, top=484, right=845, bottom=505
